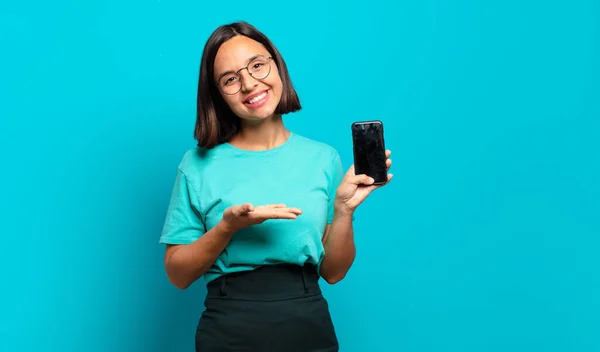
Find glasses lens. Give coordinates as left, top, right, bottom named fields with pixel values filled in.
left=248, top=57, right=271, bottom=79
left=220, top=74, right=241, bottom=95
left=218, top=57, right=271, bottom=95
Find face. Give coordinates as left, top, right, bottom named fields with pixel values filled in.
left=213, top=35, right=283, bottom=121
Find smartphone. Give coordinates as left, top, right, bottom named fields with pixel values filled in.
left=351, top=120, right=388, bottom=185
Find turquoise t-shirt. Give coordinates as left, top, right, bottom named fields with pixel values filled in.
left=159, top=132, right=346, bottom=282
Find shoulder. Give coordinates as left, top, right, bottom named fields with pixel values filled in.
left=176, top=147, right=205, bottom=174
left=176, top=144, right=230, bottom=173
left=290, top=133, right=341, bottom=163
left=173, top=146, right=224, bottom=191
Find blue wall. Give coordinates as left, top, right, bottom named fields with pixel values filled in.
left=1, top=0, right=598, bottom=351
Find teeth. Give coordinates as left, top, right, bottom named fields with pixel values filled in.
left=248, top=92, right=267, bottom=104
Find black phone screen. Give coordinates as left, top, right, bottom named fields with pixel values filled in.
left=351, top=121, right=387, bottom=184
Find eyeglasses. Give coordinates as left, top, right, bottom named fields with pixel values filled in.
left=217, top=56, right=273, bottom=95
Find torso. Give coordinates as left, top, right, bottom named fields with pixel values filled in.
left=175, top=132, right=342, bottom=282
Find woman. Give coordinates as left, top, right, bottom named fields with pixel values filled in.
left=160, top=21, right=392, bottom=352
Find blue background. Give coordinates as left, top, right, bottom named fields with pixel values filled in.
left=1, top=0, right=598, bottom=351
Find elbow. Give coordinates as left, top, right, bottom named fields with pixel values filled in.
left=322, top=272, right=347, bottom=285
left=165, top=268, right=192, bottom=289
left=320, top=256, right=354, bottom=285
left=324, top=277, right=342, bottom=285
left=165, top=260, right=201, bottom=290
left=165, top=260, right=190, bottom=289
left=168, top=275, right=192, bottom=290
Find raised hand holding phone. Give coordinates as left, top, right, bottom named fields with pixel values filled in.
left=334, top=120, right=393, bottom=213
left=334, top=150, right=392, bottom=213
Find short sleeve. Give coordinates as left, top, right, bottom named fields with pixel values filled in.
left=159, top=169, right=206, bottom=244
left=327, top=152, right=345, bottom=224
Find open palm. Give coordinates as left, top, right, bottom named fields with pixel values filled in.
left=221, top=203, right=302, bottom=233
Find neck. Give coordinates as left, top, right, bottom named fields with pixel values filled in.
left=229, top=115, right=290, bottom=151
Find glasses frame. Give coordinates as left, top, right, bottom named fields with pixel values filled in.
left=217, top=56, right=273, bottom=95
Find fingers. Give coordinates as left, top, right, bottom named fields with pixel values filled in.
left=284, top=207, right=302, bottom=215
left=270, top=207, right=303, bottom=216
left=233, top=203, right=254, bottom=216
left=385, top=150, right=392, bottom=171
left=369, top=173, right=394, bottom=191
left=259, top=204, right=300, bottom=215
left=348, top=174, right=375, bottom=186
left=379, top=173, right=393, bottom=185
left=264, top=204, right=287, bottom=209
left=250, top=207, right=303, bottom=220
left=266, top=210, right=300, bottom=220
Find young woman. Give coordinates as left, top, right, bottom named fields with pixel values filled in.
left=160, top=21, right=392, bottom=352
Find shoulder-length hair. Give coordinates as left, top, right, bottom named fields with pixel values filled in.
left=194, top=21, right=301, bottom=149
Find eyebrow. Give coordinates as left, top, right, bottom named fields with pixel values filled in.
left=217, top=54, right=263, bottom=82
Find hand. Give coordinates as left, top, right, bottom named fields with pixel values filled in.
left=334, top=150, right=393, bottom=214
left=220, top=203, right=302, bottom=233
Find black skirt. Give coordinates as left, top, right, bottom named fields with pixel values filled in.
left=195, top=264, right=339, bottom=352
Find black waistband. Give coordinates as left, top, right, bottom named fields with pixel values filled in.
left=206, top=264, right=321, bottom=301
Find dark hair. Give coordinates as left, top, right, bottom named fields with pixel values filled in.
left=194, top=21, right=301, bottom=148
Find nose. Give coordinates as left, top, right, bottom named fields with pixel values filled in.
left=239, top=69, right=258, bottom=92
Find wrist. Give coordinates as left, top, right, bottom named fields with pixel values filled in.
left=216, top=219, right=237, bottom=237
left=333, top=200, right=354, bottom=219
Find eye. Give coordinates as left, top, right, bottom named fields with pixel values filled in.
left=222, top=75, right=238, bottom=86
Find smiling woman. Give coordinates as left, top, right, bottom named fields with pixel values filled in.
left=159, top=21, right=392, bottom=352
left=194, top=22, right=301, bottom=149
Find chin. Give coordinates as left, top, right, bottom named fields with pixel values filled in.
left=242, top=111, right=276, bottom=122
left=239, top=104, right=279, bottom=121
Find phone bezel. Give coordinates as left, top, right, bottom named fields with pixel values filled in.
left=351, top=120, right=387, bottom=185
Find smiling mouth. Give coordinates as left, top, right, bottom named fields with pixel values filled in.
left=244, top=90, right=268, bottom=105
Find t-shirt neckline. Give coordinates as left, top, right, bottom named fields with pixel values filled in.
left=222, top=131, right=295, bottom=155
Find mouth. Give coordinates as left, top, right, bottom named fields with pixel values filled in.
left=243, top=89, right=269, bottom=108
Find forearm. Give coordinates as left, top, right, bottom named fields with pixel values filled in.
left=320, top=204, right=356, bottom=284
left=165, top=221, right=234, bottom=289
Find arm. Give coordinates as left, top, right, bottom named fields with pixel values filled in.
left=160, top=168, right=220, bottom=290
left=319, top=150, right=393, bottom=284
left=320, top=206, right=355, bottom=284
left=164, top=220, right=234, bottom=289
left=164, top=203, right=302, bottom=289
